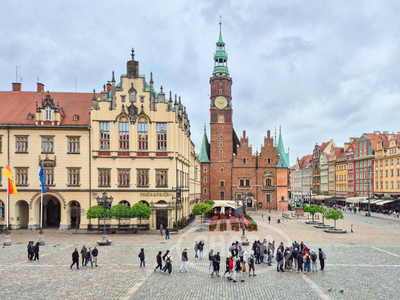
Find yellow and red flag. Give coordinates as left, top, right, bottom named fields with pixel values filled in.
left=2, top=164, right=18, bottom=194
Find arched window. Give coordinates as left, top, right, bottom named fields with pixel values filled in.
left=130, top=90, right=136, bottom=102
left=265, top=178, right=272, bottom=186
left=0, top=200, right=4, bottom=219
left=45, top=107, right=51, bottom=120
left=267, top=158, right=271, bottom=164
left=120, top=200, right=130, bottom=207
left=140, top=200, right=150, bottom=207
left=138, top=121, right=148, bottom=150
left=243, top=158, right=247, bottom=164
left=119, top=117, right=129, bottom=150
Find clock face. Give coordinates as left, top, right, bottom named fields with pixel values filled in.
left=215, top=96, right=227, bottom=109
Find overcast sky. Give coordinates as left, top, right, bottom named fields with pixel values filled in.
left=2, top=0, right=400, bottom=166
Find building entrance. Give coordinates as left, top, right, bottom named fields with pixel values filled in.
left=156, top=209, right=168, bottom=230
left=45, top=197, right=61, bottom=227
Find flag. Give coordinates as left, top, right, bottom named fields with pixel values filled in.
left=2, top=164, right=17, bottom=194
left=39, top=164, right=46, bottom=194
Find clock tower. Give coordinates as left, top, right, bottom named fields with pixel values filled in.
left=209, top=21, right=234, bottom=201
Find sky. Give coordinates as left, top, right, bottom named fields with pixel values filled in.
left=2, top=0, right=400, bottom=166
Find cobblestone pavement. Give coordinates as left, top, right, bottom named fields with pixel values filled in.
left=342, top=211, right=400, bottom=234
left=0, top=212, right=399, bottom=300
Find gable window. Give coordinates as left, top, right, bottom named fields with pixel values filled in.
left=267, top=158, right=271, bottom=164
left=157, top=123, right=167, bottom=151
left=45, top=107, right=51, bottom=120
left=138, top=122, right=148, bottom=151
left=140, top=96, right=145, bottom=103
left=243, top=158, right=247, bottom=164
left=100, top=122, right=110, bottom=150
left=130, top=90, right=136, bottom=102
left=119, top=118, right=129, bottom=150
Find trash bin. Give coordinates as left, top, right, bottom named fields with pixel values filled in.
left=365, top=213, right=368, bottom=216
left=277, top=219, right=280, bottom=224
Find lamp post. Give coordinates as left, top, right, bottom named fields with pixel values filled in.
left=96, top=191, right=113, bottom=245
left=310, top=187, right=313, bottom=206
left=367, top=167, right=371, bottom=217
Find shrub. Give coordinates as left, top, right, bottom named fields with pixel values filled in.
left=235, top=224, right=239, bottom=229
left=209, top=224, right=214, bottom=229
left=220, top=223, right=224, bottom=230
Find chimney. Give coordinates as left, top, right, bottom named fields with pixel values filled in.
left=12, top=82, right=21, bottom=92
left=106, top=81, right=112, bottom=92
left=37, top=83, right=44, bottom=94
left=383, top=131, right=389, bottom=135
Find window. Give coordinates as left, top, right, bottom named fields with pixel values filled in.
left=16, top=136, right=28, bottom=153
left=381, top=182, right=383, bottom=189
left=157, top=123, right=167, bottom=151
left=42, top=137, right=54, bottom=153
left=0, top=136, right=2, bottom=152
left=137, top=169, right=149, bottom=187
left=0, top=167, right=1, bottom=185
left=391, top=170, right=394, bottom=177
left=220, top=149, right=223, bottom=154
left=67, top=168, right=80, bottom=186
left=243, top=158, right=246, bottom=164
left=118, top=169, right=130, bottom=187
left=220, top=191, right=225, bottom=200
left=246, top=179, right=250, bottom=186
left=119, top=119, right=129, bottom=150
left=375, top=161, right=378, bottom=167
left=397, top=158, right=399, bottom=165
left=386, top=182, right=388, bottom=189
left=391, top=182, right=394, bottom=189
left=45, top=106, right=51, bottom=120
left=100, top=122, right=110, bottom=150
left=44, top=168, right=54, bottom=186
left=398, top=182, right=400, bottom=189
left=67, top=137, right=80, bottom=153
left=98, top=169, right=111, bottom=186
left=386, top=160, right=388, bottom=166
left=219, top=89, right=222, bottom=94
left=204, top=166, right=207, bottom=173
left=376, top=182, right=378, bottom=189
left=130, top=90, right=136, bottom=102
left=120, top=200, right=130, bottom=207
left=138, top=122, right=148, bottom=150
left=221, top=168, right=224, bottom=173
left=386, top=170, right=388, bottom=177
left=391, top=159, right=394, bottom=165
left=0, top=200, right=4, bottom=219
left=140, top=96, right=145, bottom=103
left=156, top=170, right=168, bottom=187
left=121, top=96, right=126, bottom=103
left=240, top=179, right=244, bottom=186
left=267, top=158, right=271, bottom=164
left=266, top=194, right=271, bottom=203
left=398, top=170, right=400, bottom=176
left=16, top=168, right=28, bottom=185
left=381, top=171, right=383, bottom=177
left=265, top=178, right=272, bottom=186
left=204, top=188, right=207, bottom=194
left=220, top=181, right=225, bottom=187
left=220, top=134, right=223, bottom=139
left=381, top=161, right=383, bottom=166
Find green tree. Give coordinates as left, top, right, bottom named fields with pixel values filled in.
left=86, top=205, right=107, bottom=219
left=320, top=207, right=328, bottom=226
left=325, top=209, right=344, bottom=230
left=205, top=199, right=215, bottom=207
left=130, top=202, right=152, bottom=228
left=303, top=205, right=322, bottom=222
left=108, top=204, right=131, bottom=232
left=192, top=203, right=212, bottom=230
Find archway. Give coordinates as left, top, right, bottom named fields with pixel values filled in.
left=15, top=200, right=29, bottom=229
left=155, top=200, right=168, bottom=229
left=44, top=196, right=61, bottom=227
left=247, top=197, right=253, bottom=208
left=68, top=201, right=81, bottom=229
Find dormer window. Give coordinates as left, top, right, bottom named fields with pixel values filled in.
left=45, top=107, right=51, bottom=120
left=130, top=91, right=136, bottom=102
left=73, top=115, right=79, bottom=121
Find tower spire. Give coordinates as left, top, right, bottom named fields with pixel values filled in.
left=213, top=17, right=229, bottom=76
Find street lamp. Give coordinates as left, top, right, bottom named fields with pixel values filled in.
left=310, top=187, right=313, bottom=206
left=367, top=167, right=372, bottom=217
left=96, top=191, right=113, bottom=245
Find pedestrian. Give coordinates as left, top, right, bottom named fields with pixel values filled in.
left=70, top=248, right=80, bottom=269
left=223, top=254, right=231, bottom=277
left=138, top=248, right=145, bottom=268
left=237, top=241, right=243, bottom=254
left=292, top=246, right=299, bottom=270
left=198, top=240, right=205, bottom=259
left=233, top=257, right=244, bottom=282
left=284, top=247, right=292, bottom=271
left=297, top=250, right=304, bottom=273
left=80, top=245, right=87, bottom=266
left=310, top=249, right=318, bottom=272
left=179, top=249, right=189, bottom=272
left=208, top=249, right=214, bottom=271
left=255, top=243, right=261, bottom=264
left=300, top=242, right=305, bottom=253
left=165, top=251, right=173, bottom=274
left=165, top=226, right=170, bottom=239
left=276, top=248, right=284, bottom=272
left=303, top=249, right=311, bottom=273
left=272, top=241, right=276, bottom=258
left=227, top=255, right=234, bottom=280
left=194, top=241, right=199, bottom=260
left=33, top=242, right=40, bottom=262
left=27, top=241, right=34, bottom=261
left=160, top=224, right=164, bottom=236
left=267, top=245, right=272, bottom=266
left=154, top=251, right=163, bottom=272
left=318, top=248, right=326, bottom=271
left=268, top=215, right=271, bottom=224
left=263, top=245, right=268, bottom=264
left=210, top=252, right=220, bottom=278
left=248, top=254, right=256, bottom=276
left=161, top=250, right=170, bottom=272
left=240, top=251, right=247, bottom=277
left=92, top=247, right=99, bottom=267
left=85, top=247, right=94, bottom=268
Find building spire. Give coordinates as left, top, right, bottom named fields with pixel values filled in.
left=131, top=48, right=135, bottom=60
left=213, top=17, right=229, bottom=76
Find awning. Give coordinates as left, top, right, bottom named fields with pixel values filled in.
left=313, top=195, right=331, bottom=200
left=375, top=199, right=398, bottom=206
left=212, top=200, right=241, bottom=210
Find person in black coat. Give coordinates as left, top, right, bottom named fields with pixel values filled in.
left=70, top=248, right=79, bottom=269
left=33, top=242, right=40, bottom=262
left=292, top=247, right=299, bottom=270
left=138, top=248, right=145, bottom=268
left=297, top=251, right=304, bottom=273
left=318, top=248, right=325, bottom=270
left=154, top=251, right=163, bottom=272
left=211, top=252, right=220, bottom=277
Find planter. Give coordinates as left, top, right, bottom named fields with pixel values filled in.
left=178, top=227, right=182, bottom=230
left=305, top=221, right=322, bottom=225
left=209, top=229, right=214, bottom=231
left=235, top=228, right=239, bottom=231
left=220, top=229, right=224, bottom=231
left=314, top=224, right=333, bottom=229
left=324, top=228, right=347, bottom=234
left=255, top=228, right=258, bottom=231
left=248, top=229, right=252, bottom=232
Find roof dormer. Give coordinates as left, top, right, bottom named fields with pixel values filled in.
left=36, top=91, right=63, bottom=125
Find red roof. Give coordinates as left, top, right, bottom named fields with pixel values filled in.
left=364, top=133, right=388, bottom=151
left=334, top=147, right=344, bottom=159
left=0, top=91, right=95, bottom=126
left=318, top=141, right=330, bottom=152
left=299, top=155, right=312, bottom=168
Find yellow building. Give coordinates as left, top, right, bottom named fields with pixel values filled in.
left=0, top=51, right=200, bottom=230
left=335, top=146, right=347, bottom=198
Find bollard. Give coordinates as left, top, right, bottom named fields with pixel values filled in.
left=277, top=219, right=280, bottom=224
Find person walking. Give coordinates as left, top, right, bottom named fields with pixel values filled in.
left=179, top=249, right=189, bottom=272
left=27, top=241, right=34, bottom=261
left=33, top=242, right=40, bottom=262
left=80, top=245, right=87, bottom=266
left=154, top=251, right=163, bottom=272
left=85, top=247, right=94, bottom=268
left=248, top=254, right=256, bottom=276
left=240, top=251, right=247, bottom=277
left=255, top=243, right=261, bottom=264
left=223, top=254, right=231, bottom=277
left=92, top=247, right=99, bottom=267
left=165, top=226, right=170, bottom=239
left=198, top=241, right=205, bottom=260
left=208, top=249, right=214, bottom=271
left=276, top=248, right=284, bottom=272
left=318, top=248, right=326, bottom=271
left=297, top=250, right=304, bottom=273
left=303, top=249, right=311, bottom=273
left=210, top=252, right=220, bottom=278
left=267, top=245, right=272, bottom=266
left=227, top=255, right=234, bottom=280
left=70, top=248, right=80, bottom=269
left=233, top=257, right=244, bottom=282
left=272, top=241, right=276, bottom=258
left=310, top=249, right=318, bottom=272
left=268, top=215, right=271, bottom=224
left=161, top=250, right=170, bottom=272
left=138, top=248, right=145, bottom=268
left=165, top=251, right=173, bottom=274
left=160, top=224, right=164, bottom=236
left=194, top=241, right=199, bottom=260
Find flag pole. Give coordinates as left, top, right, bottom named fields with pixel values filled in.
left=40, top=161, right=43, bottom=230
left=6, top=170, right=9, bottom=230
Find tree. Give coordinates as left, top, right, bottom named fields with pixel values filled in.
left=108, top=204, right=131, bottom=232
left=303, top=205, right=322, bottom=222
left=325, top=209, right=344, bottom=230
left=86, top=205, right=107, bottom=219
left=205, top=199, right=215, bottom=207
left=320, top=207, right=328, bottom=226
left=192, top=203, right=212, bottom=230
left=130, top=202, right=152, bottom=228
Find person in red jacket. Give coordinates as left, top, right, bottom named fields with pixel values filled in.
left=227, top=255, right=234, bottom=280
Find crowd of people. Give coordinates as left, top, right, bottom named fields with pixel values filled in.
left=70, top=245, right=99, bottom=269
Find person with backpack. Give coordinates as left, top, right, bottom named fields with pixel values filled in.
left=70, top=248, right=80, bottom=269
left=165, top=251, right=173, bottom=274
left=303, top=249, right=311, bottom=273
left=138, top=248, right=145, bottom=268
left=179, top=249, right=189, bottom=273
left=85, top=247, right=94, bottom=268
left=208, top=249, right=214, bottom=271
left=80, top=245, right=87, bottom=266
left=310, top=249, right=318, bottom=272
left=227, top=255, right=234, bottom=280
left=233, top=257, right=244, bottom=282
left=161, top=250, right=170, bottom=272
left=319, top=248, right=326, bottom=270
left=92, top=247, right=99, bottom=267
left=267, top=245, right=272, bottom=266
left=255, top=243, right=261, bottom=264
left=210, top=252, right=220, bottom=278
left=297, top=250, right=304, bottom=273
left=276, top=248, right=284, bottom=272
left=154, top=251, right=163, bottom=272
left=33, top=242, right=40, bottom=262
left=198, top=241, right=205, bottom=259
left=248, top=254, right=256, bottom=276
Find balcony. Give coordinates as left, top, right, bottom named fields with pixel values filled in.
left=262, top=185, right=275, bottom=191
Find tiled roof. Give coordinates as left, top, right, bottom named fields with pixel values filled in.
left=364, top=133, right=388, bottom=151
left=319, top=141, right=330, bottom=152
left=334, top=147, right=344, bottom=158
left=299, top=155, right=312, bottom=168
left=0, top=91, right=95, bottom=126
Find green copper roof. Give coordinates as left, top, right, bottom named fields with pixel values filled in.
left=216, top=24, right=225, bottom=47
left=213, top=23, right=229, bottom=75
left=276, top=154, right=288, bottom=168
left=276, top=126, right=290, bottom=169
left=199, top=129, right=210, bottom=163
left=116, top=82, right=121, bottom=88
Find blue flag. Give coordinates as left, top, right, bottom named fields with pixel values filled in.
left=39, top=165, right=46, bottom=194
